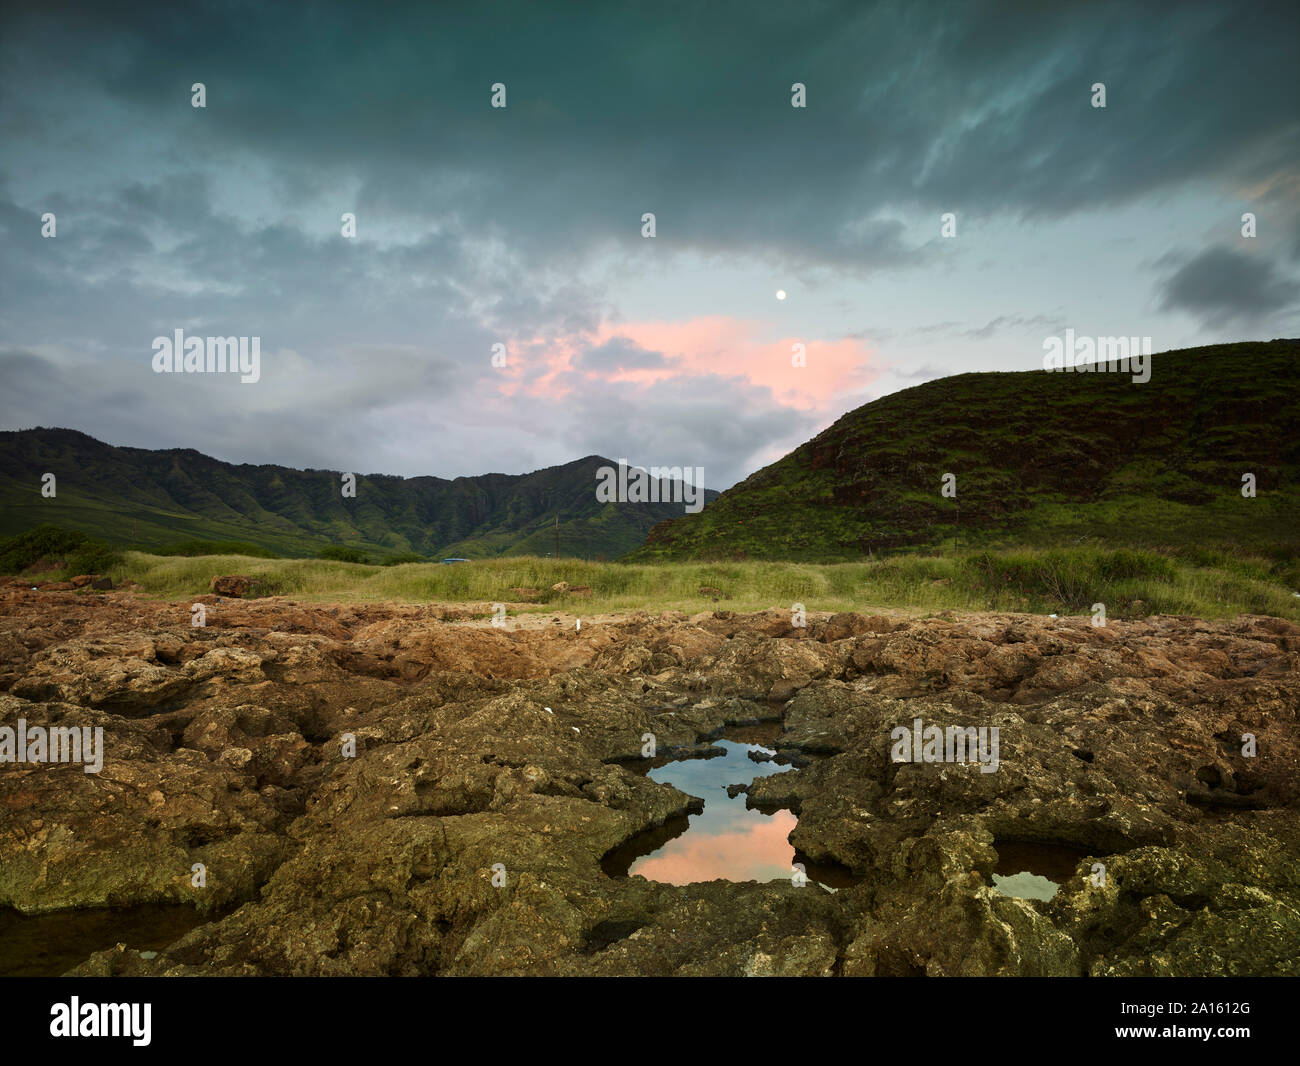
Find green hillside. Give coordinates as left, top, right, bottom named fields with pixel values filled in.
left=0, top=430, right=716, bottom=560
left=627, top=340, right=1300, bottom=564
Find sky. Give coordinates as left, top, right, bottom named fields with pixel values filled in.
left=2, top=0, right=1298, bottom=490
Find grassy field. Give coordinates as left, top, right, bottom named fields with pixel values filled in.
left=93, top=546, right=1300, bottom=621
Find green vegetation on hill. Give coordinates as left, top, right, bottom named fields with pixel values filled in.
left=0, top=432, right=716, bottom=560
left=627, top=340, right=1300, bottom=563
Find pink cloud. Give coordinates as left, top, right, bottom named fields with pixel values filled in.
left=502, top=316, right=879, bottom=415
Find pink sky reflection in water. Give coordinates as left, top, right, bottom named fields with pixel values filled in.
left=626, top=737, right=802, bottom=886
left=629, top=808, right=799, bottom=885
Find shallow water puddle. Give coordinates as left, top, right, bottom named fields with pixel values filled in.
left=605, top=723, right=853, bottom=890
left=991, top=841, right=1091, bottom=902
left=0, top=904, right=216, bottom=977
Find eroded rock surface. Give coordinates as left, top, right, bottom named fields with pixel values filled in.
left=1, top=585, right=1296, bottom=976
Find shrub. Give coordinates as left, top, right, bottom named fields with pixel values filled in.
left=64, top=543, right=126, bottom=575
left=316, top=544, right=369, bottom=564
left=0, top=525, right=123, bottom=575
left=154, top=539, right=277, bottom=558
left=1097, top=548, right=1176, bottom=582
left=382, top=552, right=424, bottom=566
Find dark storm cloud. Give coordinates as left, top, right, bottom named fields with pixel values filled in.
left=4, top=0, right=1297, bottom=271
left=1156, top=246, right=1300, bottom=327
left=0, top=175, right=477, bottom=352
left=2, top=0, right=1298, bottom=487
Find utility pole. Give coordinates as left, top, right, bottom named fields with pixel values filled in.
left=555, top=513, right=559, bottom=559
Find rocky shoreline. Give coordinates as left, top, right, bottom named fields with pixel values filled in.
left=1, top=585, right=1297, bottom=975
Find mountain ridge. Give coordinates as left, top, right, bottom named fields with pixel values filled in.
left=0, top=428, right=718, bottom=560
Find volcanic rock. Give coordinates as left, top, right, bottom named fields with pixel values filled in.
left=0, top=589, right=1293, bottom=976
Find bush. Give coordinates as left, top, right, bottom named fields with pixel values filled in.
left=1036, top=553, right=1108, bottom=611
left=1097, top=548, right=1176, bottom=582
left=64, top=543, right=126, bottom=575
left=316, top=544, right=369, bottom=564
left=0, top=525, right=124, bottom=575
left=382, top=552, right=424, bottom=566
left=960, top=551, right=1035, bottom=594
left=154, top=539, right=277, bottom=558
